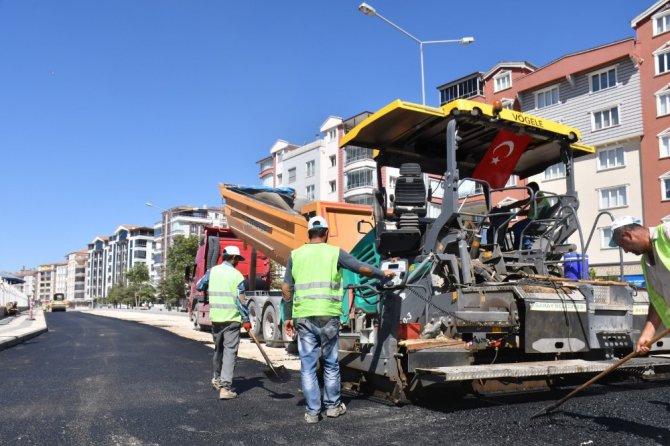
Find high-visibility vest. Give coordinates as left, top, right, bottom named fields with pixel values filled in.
left=291, top=243, right=342, bottom=318
left=208, top=264, right=244, bottom=323
left=641, top=225, right=670, bottom=327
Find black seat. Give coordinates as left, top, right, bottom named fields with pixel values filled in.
left=394, top=163, right=427, bottom=218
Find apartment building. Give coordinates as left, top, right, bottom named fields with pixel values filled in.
left=86, top=236, right=109, bottom=301
left=66, top=249, right=88, bottom=302
left=12, top=268, right=37, bottom=301
left=633, top=1, right=670, bottom=225
left=152, top=206, right=225, bottom=283
left=37, top=263, right=61, bottom=303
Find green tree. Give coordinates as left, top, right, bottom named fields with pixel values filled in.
left=126, top=263, right=152, bottom=307
left=159, top=235, right=199, bottom=308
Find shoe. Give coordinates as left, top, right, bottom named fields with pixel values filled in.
left=325, top=403, right=346, bottom=418
left=218, top=387, right=237, bottom=400
left=211, top=378, right=223, bottom=391
left=304, top=413, right=320, bottom=424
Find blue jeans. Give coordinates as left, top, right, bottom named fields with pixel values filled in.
left=296, top=316, right=341, bottom=416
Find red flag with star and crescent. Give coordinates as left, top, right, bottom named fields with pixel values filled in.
left=471, top=129, right=532, bottom=189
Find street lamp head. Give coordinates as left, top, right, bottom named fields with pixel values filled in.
left=358, top=2, right=377, bottom=17
left=460, top=37, right=475, bottom=45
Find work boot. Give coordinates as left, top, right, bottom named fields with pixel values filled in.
left=218, top=387, right=237, bottom=400
left=325, top=403, right=346, bottom=418
left=211, top=378, right=223, bottom=391
left=304, top=413, right=320, bottom=424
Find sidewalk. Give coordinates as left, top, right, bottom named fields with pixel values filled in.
left=0, top=309, right=47, bottom=351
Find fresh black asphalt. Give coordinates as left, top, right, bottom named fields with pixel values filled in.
left=2, top=311, right=670, bottom=445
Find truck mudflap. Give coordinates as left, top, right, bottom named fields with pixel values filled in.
left=414, top=356, right=670, bottom=382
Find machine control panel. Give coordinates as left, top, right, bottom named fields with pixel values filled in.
left=380, top=259, right=408, bottom=288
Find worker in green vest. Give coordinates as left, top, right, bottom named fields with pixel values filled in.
left=609, top=215, right=670, bottom=353
left=196, top=245, right=250, bottom=400
left=282, top=215, right=395, bottom=424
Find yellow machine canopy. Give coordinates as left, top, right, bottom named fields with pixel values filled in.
left=340, top=99, right=594, bottom=181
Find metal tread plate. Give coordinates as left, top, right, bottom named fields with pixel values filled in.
left=415, top=357, right=670, bottom=382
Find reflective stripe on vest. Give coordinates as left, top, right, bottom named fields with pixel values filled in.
left=208, top=264, right=244, bottom=323
left=642, top=225, right=670, bottom=327
left=291, top=243, right=342, bottom=318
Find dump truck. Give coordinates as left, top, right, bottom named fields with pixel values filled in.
left=222, top=98, right=670, bottom=403
left=185, top=226, right=288, bottom=346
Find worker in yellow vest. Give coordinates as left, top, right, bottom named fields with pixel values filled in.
left=196, top=245, right=250, bottom=400
left=608, top=216, right=670, bottom=353
left=282, top=215, right=395, bottom=424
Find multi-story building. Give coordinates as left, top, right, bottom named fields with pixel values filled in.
left=152, top=207, right=225, bottom=283
left=633, top=1, right=670, bottom=225
left=66, top=249, right=88, bottom=303
left=86, top=236, right=109, bottom=302
left=107, top=225, right=155, bottom=287
left=37, top=263, right=58, bottom=303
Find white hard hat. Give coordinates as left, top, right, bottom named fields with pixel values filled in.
left=223, top=245, right=245, bottom=260
left=308, top=215, right=329, bottom=230
left=608, top=216, right=642, bottom=247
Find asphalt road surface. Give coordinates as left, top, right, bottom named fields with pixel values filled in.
left=3, top=312, right=670, bottom=445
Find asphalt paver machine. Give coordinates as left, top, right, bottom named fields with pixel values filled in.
left=336, top=99, right=670, bottom=403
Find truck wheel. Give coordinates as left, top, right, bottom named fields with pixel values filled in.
left=262, top=304, right=282, bottom=348
left=246, top=300, right=262, bottom=339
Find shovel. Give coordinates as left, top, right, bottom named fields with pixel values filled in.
left=531, top=325, right=670, bottom=419
left=247, top=328, right=292, bottom=383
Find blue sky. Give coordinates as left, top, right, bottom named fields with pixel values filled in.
left=0, top=0, right=649, bottom=272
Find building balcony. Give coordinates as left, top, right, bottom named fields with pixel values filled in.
left=343, top=184, right=375, bottom=200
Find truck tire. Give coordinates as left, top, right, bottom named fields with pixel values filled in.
left=246, top=299, right=262, bottom=339
left=262, top=304, right=282, bottom=348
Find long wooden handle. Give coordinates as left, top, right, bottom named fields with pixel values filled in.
left=537, top=325, right=670, bottom=417
left=247, top=329, right=278, bottom=374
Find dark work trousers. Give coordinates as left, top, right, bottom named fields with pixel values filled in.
left=211, top=321, right=241, bottom=389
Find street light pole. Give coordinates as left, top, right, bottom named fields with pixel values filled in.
left=358, top=2, right=474, bottom=105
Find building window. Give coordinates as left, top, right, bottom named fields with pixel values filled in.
left=329, top=155, right=336, bottom=167
left=544, top=163, right=565, bottom=180
left=658, top=88, right=670, bottom=116
left=592, top=106, right=619, bottom=131
left=276, top=151, right=283, bottom=162
left=654, top=10, right=670, bottom=35
left=345, top=168, right=374, bottom=191
left=345, top=146, right=374, bottom=165
left=439, top=75, right=484, bottom=104
left=656, top=46, right=670, bottom=75
left=662, top=175, right=670, bottom=201
left=597, top=147, right=624, bottom=170
left=505, top=175, right=517, bottom=187
left=327, top=129, right=337, bottom=140
left=660, top=130, right=670, bottom=158
left=288, top=168, right=296, bottom=184
left=599, top=186, right=627, bottom=209
left=276, top=174, right=282, bottom=185
left=306, top=160, right=315, bottom=177
left=590, top=67, right=617, bottom=92
left=329, top=180, right=336, bottom=193
left=501, top=98, right=514, bottom=110
left=306, top=184, right=315, bottom=200
left=600, top=227, right=614, bottom=249
left=535, top=86, right=559, bottom=109
left=494, top=71, right=512, bottom=92
left=389, top=176, right=398, bottom=192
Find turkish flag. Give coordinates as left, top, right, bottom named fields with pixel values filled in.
left=471, top=129, right=532, bottom=189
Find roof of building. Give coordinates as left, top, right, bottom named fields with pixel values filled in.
left=631, top=0, right=670, bottom=28
left=0, top=271, right=25, bottom=284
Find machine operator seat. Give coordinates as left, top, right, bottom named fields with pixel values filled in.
left=378, top=163, right=427, bottom=256
left=393, top=163, right=427, bottom=219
